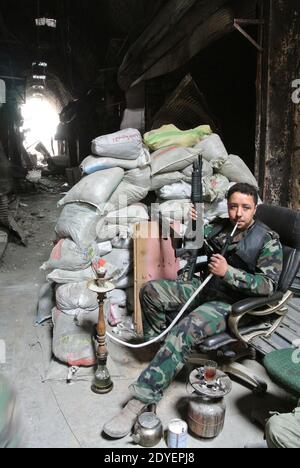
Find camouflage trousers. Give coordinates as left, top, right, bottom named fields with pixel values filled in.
left=0, top=374, right=22, bottom=448
left=266, top=407, right=300, bottom=448
left=130, top=279, right=232, bottom=404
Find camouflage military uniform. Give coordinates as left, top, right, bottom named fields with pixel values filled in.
left=0, top=374, right=22, bottom=448
left=130, top=221, right=283, bottom=404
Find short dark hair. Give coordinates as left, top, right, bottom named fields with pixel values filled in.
left=227, top=183, right=259, bottom=206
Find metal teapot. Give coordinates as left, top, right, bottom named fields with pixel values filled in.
left=132, top=405, right=163, bottom=448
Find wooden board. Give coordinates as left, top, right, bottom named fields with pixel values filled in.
left=134, top=222, right=180, bottom=336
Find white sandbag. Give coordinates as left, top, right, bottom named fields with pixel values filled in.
left=159, top=200, right=191, bottom=222
left=97, top=241, right=113, bottom=256
left=204, top=200, right=229, bottom=223
left=183, top=160, right=214, bottom=178
left=47, top=267, right=97, bottom=284
left=74, top=309, right=99, bottom=328
left=107, top=182, right=149, bottom=211
left=57, top=168, right=124, bottom=212
left=203, top=182, right=236, bottom=223
left=115, top=274, right=134, bottom=290
left=37, top=283, right=55, bottom=324
left=97, top=222, right=127, bottom=241
left=203, top=175, right=230, bottom=203
left=92, top=128, right=144, bottom=160
left=218, top=154, right=259, bottom=188
left=41, top=239, right=91, bottom=272
left=151, top=146, right=199, bottom=175
left=151, top=172, right=185, bottom=191
left=55, top=203, right=101, bottom=249
left=106, top=289, right=127, bottom=307
left=123, top=166, right=151, bottom=189
left=52, top=308, right=96, bottom=367
left=80, top=147, right=150, bottom=175
left=106, top=204, right=149, bottom=225
left=80, top=156, right=135, bottom=174
left=111, top=236, right=133, bottom=250
left=157, top=181, right=192, bottom=201
left=194, top=134, right=228, bottom=170
left=55, top=282, right=98, bottom=314
left=96, top=222, right=131, bottom=242
left=106, top=167, right=151, bottom=211
left=102, top=249, right=133, bottom=289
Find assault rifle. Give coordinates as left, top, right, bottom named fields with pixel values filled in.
left=176, top=155, right=205, bottom=282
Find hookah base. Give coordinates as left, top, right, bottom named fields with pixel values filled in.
left=91, top=379, right=114, bottom=395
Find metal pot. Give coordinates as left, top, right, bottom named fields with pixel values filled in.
left=188, top=396, right=226, bottom=439
left=132, top=410, right=163, bottom=448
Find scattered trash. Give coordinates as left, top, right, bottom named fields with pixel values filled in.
left=26, top=170, right=42, bottom=184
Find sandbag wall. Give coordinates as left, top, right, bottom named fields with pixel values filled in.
left=38, top=125, right=259, bottom=369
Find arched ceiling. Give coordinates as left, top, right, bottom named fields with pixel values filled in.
left=0, top=0, right=165, bottom=100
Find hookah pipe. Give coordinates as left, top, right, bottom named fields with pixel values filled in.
left=88, top=268, right=115, bottom=394
left=106, top=222, right=240, bottom=350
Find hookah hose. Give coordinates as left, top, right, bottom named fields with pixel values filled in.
left=106, top=223, right=239, bottom=350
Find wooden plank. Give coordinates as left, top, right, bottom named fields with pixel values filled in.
left=252, top=297, right=300, bottom=355
left=275, top=327, right=298, bottom=345
left=252, top=337, right=278, bottom=355
left=134, top=222, right=180, bottom=336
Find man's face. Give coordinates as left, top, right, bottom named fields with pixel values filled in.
left=228, top=192, right=257, bottom=231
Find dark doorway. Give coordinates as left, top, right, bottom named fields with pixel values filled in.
left=190, top=29, right=258, bottom=173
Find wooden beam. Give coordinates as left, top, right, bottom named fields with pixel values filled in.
left=256, top=0, right=300, bottom=208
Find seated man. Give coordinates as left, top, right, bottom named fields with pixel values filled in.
left=265, top=406, right=300, bottom=448
left=103, top=183, right=283, bottom=439
left=0, top=373, right=22, bottom=448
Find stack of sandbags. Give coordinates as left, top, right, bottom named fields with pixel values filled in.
left=147, top=130, right=259, bottom=227
left=147, top=131, right=228, bottom=225
left=39, top=130, right=151, bottom=367
left=80, top=129, right=152, bottom=212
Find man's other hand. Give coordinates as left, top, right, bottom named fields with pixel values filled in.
left=209, top=254, right=228, bottom=278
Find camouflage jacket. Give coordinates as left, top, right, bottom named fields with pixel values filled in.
left=203, top=220, right=283, bottom=302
